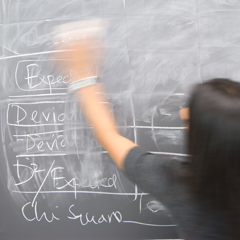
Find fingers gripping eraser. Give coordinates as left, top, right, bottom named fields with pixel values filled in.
left=54, top=19, right=108, bottom=44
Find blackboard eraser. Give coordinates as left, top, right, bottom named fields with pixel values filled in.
left=53, top=19, right=108, bottom=44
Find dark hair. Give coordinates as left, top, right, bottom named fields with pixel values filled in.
left=188, top=78, right=240, bottom=239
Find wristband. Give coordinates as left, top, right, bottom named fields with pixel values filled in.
left=68, top=76, right=98, bottom=93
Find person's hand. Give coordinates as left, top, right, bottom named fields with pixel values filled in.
left=179, top=108, right=189, bottom=129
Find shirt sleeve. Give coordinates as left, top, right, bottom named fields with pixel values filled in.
left=124, top=146, right=190, bottom=206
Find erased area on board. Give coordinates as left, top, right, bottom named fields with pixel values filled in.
left=136, top=128, right=186, bottom=154
left=198, top=0, right=240, bottom=13
left=129, top=51, right=200, bottom=95
left=132, top=94, right=185, bottom=128
left=200, top=47, right=240, bottom=81
left=199, top=12, right=240, bottom=48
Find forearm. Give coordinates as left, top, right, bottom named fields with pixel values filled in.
left=75, top=83, right=118, bottom=145
left=55, top=32, right=137, bottom=169
left=74, top=83, right=136, bottom=169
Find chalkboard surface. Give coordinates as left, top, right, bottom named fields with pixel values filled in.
left=1, top=1, right=240, bottom=239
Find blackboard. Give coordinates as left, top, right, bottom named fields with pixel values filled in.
left=1, top=0, right=240, bottom=239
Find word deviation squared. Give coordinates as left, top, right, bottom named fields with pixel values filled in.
left=11, top=129, right=100, bottom=155
left=15, top=60, right=73, bottom=94
left=12, top=133, right=66, bottom=154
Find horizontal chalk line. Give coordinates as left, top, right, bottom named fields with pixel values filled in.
left=16, top=153, right=66, bottom=157
left=12, top=190, right=149, bottom=196
left=9, top=93, right=67, bottom=98
left=0, top=49, right=68, bottom=60
left=10, top=124, right=186, bottom=129
left=122, top=221, right=176, bottom=227
left=13, top=130, right=64, bottom=136
left=16, top=151, right=188, bottom=158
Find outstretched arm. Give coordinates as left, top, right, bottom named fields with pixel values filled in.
left=58, top=40, right=137, bottom=170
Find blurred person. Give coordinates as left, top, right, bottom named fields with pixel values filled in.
left=56, top=38, right=240, bottom=240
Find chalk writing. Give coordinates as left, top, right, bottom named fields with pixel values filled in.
left=7, top=101, right=66, bottom=126
left=6, top=53, right=179, bottom=234
left=22, top=201, right=60, bottom=222
left=14, top=160, right=45, bottom=186
left=15, top=60, right=72, bottom=93
left=68, top=204, right=122, bottom=225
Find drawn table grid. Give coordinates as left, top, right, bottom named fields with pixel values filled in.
left=1, top=0, right=240, bottom=239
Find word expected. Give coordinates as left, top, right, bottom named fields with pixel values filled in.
left=15, top=60, right=72, bottom=93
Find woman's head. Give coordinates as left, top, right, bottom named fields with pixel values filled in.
left=187, top=78, right=240, bottom=238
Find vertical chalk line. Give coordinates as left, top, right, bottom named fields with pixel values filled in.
left=123, top=0, right=126, bottom=8
left=196, top=0, right=203, bottom=84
